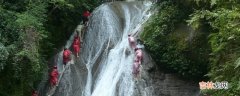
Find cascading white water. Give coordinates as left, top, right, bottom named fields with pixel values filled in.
left=84, top=1, right=152, bottom=96
left=41, top=1, right=152, bottom=96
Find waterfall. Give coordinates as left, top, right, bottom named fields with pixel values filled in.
left=39, top=1, right=152, bottom=96
left=86, top=2, right=152, bottom=96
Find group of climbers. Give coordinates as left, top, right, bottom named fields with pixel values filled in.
left=128, top=34, right=143, bottom=78
left=49, top=10, right=90, bottom=87
left=32, top=10, right=91, bottom=96
left=32, top=9, right=145, bottom=95
left=31, top=9, right=147, bottom=95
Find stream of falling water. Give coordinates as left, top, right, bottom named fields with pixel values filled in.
left=85, top=2, right=152, bottom=96
left=38, top=1, right=152, bottom=96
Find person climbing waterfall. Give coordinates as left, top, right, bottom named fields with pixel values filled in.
left=80, top=29, right=84, bottom=42
left=82, top=10, right=91, bottom=26
left=135, top=48, right=143, bottom=64
left=63, top=48, right=71, bottom=66
left=50, top=66, right=59, bottom=88
left=73, top=32, right=81, bottom=57
left=132, top=59, right=140, bottom=77
left=31, top=90, right=38, bottom=96
left=128, top=34, right=136, bottom=49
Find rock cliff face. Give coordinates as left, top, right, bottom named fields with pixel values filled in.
left=132, top=49, right=200, bottom=96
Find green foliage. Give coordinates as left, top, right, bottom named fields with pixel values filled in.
left=141, top=1, right=210, bottom=80
left=0, top=0, right=100, bottom=95
left=0, top=1, right=48, bottom=95
left=186, top=0, right=240, bottom=95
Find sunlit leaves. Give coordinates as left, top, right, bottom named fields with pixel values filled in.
left=16, top=13, right=39, bottom=28
left=50, top=0, right=74, bottom=9
left=187, top=10, right=211, bottom=29
left=193, top=0, right=217, bottom=6
left=210, top=0, right=217, bottom=6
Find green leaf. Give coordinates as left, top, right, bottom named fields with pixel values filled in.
left=210, top=0, right=217, bottom=6
left=234, top=57, right=240, bottom=69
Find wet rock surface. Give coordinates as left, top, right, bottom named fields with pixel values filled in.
left=38, top=2, right=200, bottom=96
left=132, top=50, right=200, bottom=96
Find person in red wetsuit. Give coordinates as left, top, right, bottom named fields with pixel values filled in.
left=73, top=32, right=81, bottom=57
left=134, top=48, right=143, bottom=64
left=82, top=10, right=91, bottom=26
left=31, top=90, right=38, bottom=96
left=63, top=48, right=71, bottom=66
left=132, top=59, right=140, bottom=78
left=50, top=66, right=59, bottom=88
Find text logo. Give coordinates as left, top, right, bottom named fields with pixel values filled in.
left=199, top=81, right=228, bottom=90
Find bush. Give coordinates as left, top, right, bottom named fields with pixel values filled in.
left=141, top=1, right=210, bottom=81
